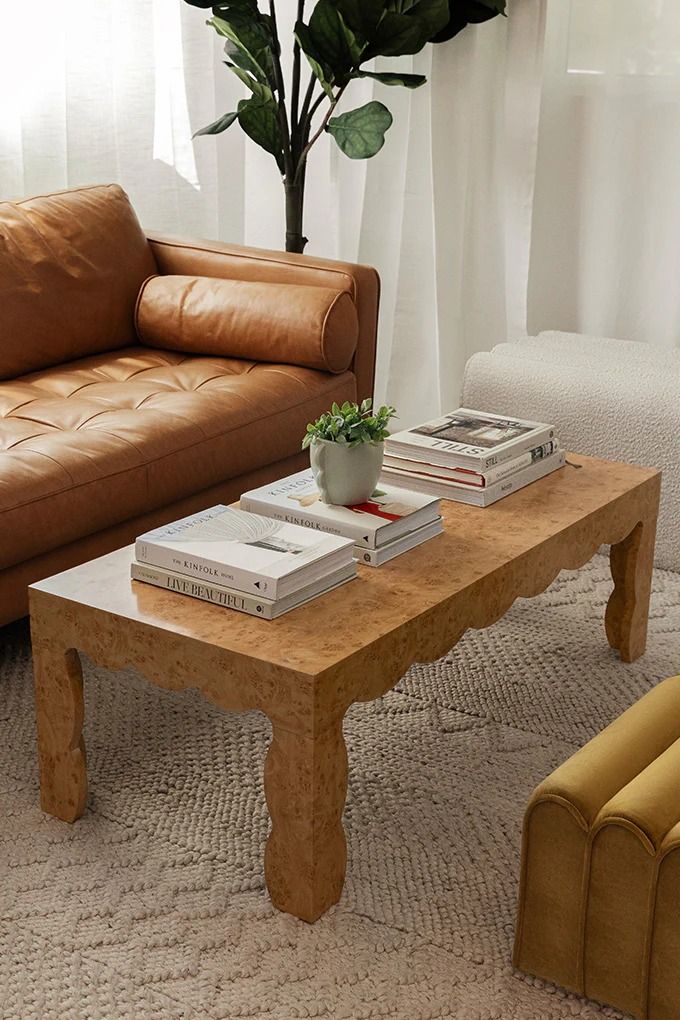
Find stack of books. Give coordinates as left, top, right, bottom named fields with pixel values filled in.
left=382, top=408, right=565, bottom=507
left=132, top=505, right=357, bottom=619
left=241, top=469, right=442, bottom=566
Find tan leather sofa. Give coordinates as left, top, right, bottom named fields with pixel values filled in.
left=0, top=184, right=379, bottom=626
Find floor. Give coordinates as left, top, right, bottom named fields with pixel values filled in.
left=3, top=554, right=678, bottom=1019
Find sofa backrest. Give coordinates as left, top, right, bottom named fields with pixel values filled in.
left=0, top=184, right=157, bottom=380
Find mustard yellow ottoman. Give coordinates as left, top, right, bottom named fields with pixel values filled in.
left=514, top=675, right=680, bottom=1020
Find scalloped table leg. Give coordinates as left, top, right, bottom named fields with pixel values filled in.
left=32, top=640, right=88, bottom=823
left=264, top=718, right=348, bottom=922
left=605, top=516, right=657, bottom=663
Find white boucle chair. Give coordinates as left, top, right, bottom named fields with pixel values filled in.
left=462, top=332, right=680, bottom=571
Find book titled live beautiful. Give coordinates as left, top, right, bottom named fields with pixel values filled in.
left=131, top=561, right=356, bottom=619
left=135, top=506, right=355, bottom=600
left=240, top=469, right=440, bottom=549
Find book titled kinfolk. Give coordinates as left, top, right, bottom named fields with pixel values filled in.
left=240, top=469, right=440, bottom=549
left=135, top=506, right=355, bottom=600
left=355, top=517, right=444, bottom=565
left=386, top=408, right=555, bottom=471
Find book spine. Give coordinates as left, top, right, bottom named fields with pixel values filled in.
left=135, top=540, right=280, bottom=599
left=240, top=496, right=377, bottom=548
left=479, top=449, right=566, bottom=506
left=353, top=545, right=380, bottom=567
left=131, top=563, right=276, bottom=619
left=478, top=428, right=555, bottom=471
left=483, top=440, right=558, bottom=485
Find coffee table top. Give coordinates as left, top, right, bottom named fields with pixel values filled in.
left=30, top=453, right=659, bottom=678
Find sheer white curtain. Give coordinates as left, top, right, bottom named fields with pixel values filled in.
left=528, top=0, right=680, bottom=351
left=0, top=0, right=546, bottom=425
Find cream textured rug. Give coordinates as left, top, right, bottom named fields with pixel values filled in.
left=2, top=554, right=680, bottom=1020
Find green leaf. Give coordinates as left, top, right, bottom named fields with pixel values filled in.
left=295, top=22, right=335, bottom=95
left=307, top=0, right=364, bottom=78
left=356, top=70, right=427, bottom=89
left=237, top=96, right=285, bottom=173
left=186, top=0, right=260, bottom=11
left=327, top=100, right=393, bottom=159
left=209, top=15, right=273, bottom=85
left=193, top=111, right=239, bottom=137
left=364, top=0, right=449, bottom=57
left=431, top=0, right=506, bottom=43
left=225, top=62, right=273, bottom=100
left=407, top=0, right=450, bottom=35
left=365, top=12, right=427, bottom=57
left=335, top=0, right=385, bottom=38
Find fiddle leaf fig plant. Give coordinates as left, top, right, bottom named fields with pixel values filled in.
left=302, top=398, right=397, bottom=448
left=183, top=0, right=506, bottom=253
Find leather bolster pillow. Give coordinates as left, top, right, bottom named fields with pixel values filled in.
left=135, top=274, right=359, bottom=374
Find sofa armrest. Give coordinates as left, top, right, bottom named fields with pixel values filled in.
left=147, top=233, right=379, bottom=401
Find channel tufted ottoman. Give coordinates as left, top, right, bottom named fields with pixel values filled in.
left=514, top=675, right=680, bottom=1020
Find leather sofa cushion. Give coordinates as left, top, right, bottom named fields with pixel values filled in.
left=0, top=184, right=157, bottom=380
left=135, top=274, right=359, bottom=374
left=0, top=347, right=356, bottom=570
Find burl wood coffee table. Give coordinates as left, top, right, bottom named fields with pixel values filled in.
left=29, top=453, right=660, bottom=922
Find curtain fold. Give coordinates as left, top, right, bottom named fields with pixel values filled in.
left=528, top=0, right=680, bottom=352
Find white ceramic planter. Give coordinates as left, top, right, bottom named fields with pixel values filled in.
left=310, top=439, right=384, bottom=505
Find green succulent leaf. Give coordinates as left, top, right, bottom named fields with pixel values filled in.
left=193, top=110, right=239, bottom=137
left=302, top=399, right=397, bottom=449
left=237, top=96, right=285, bottom=173
left=327, top=101, right=393, bottom=159
left=356, top=70, right=427, bottom=89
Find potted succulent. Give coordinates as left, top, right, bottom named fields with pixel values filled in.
left=302, top=398, right=397, bottom=504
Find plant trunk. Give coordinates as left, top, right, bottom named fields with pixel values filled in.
left=284, top=176, right=307, bottom=254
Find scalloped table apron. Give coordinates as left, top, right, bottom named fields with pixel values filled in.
left=28, top=453, right=660, bottom=922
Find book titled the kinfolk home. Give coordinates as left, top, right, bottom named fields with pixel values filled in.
left=135, top=506, right=355, bottom=600
left=240, top=469, right=440, bottom=549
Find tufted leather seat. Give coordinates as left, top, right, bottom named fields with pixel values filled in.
left=0, top=347, right=356, bottom=571
left=0, top=184, right=379, bottom=624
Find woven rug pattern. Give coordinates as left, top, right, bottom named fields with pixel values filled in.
left=2, top=554, right=680, bottom=1020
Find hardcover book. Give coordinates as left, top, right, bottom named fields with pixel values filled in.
left=135, top=506, right=355, bottom=600
left=240, top=469, right=440, bottom=549
left=131, top=561, right=357, bottom=619
left=383, top=439, right=558, bottom=488
left=386, top=408, right=555, bottom=471
left=381, top=449, right=566, bottom=507
left=355, top=518, right=444, bottom=566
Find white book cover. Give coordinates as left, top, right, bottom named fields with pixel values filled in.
left=355, top=518, right=444, bottom=566
left=135, top=506, right=354, bottom=599
left=241, top=468, right=440, bottom=549
left=386, top=408, right=555, bottom=470
left=382, top=449, right=566, bottom=507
